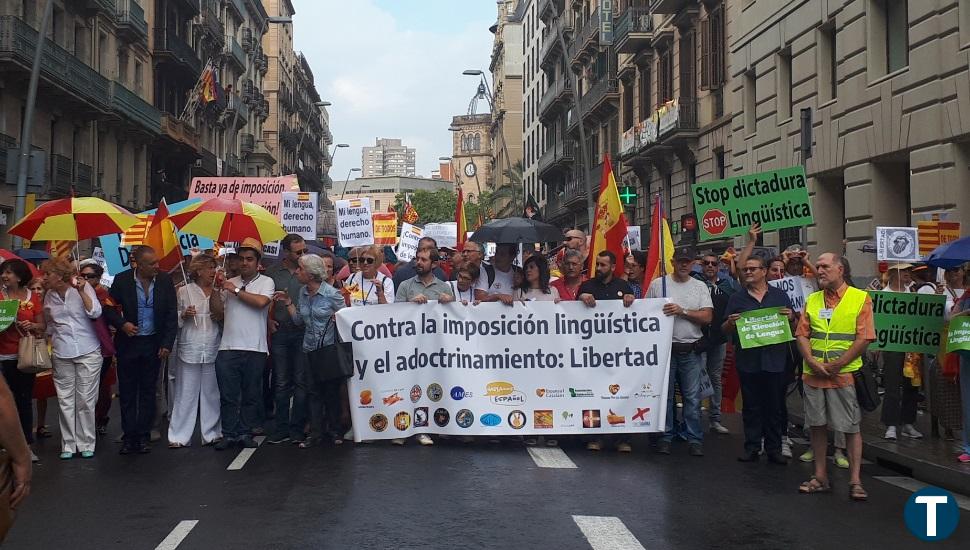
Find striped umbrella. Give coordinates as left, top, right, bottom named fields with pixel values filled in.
left=167, top=198, right=286, bottom=243
left=7, top=197, right=139, bottom=241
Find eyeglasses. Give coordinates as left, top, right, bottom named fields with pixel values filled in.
left=82, top=273, right=100, bottom=280
left=702, top=260, right=718, bottom=266
left=349, top=257, right=375, bottom=265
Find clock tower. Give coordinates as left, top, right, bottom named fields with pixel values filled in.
left=449, top=113, right=493, bottom=204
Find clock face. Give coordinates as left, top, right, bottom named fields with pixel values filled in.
left=464, top=162, right=477, bottom=177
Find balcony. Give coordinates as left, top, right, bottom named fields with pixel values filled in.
left=226, top=0, right=246, bottom=21
left=579, top=77, right=619, bottom=122
left=538, top=139, right=576, bottom=180
left=224, top=153, right=241, bottom=176
left=649, top=0, right=692, bottom=15
left=571, top=8, right=600, bottom=68
left=656, top=98, right=698, bottom=143
left=0, top=16, right=111, bottom=114
left=108, top=81, right=162, bottom=135
left=260, top=99, right=270, bottom=121
left=198, top=1, right=223, bottom=46
left=538, top=26, right=572, bottom=71
left=538, top=0, right=565, bottom=21
left=241, top=79, right=255, bottom=103
left=85, top=0, right=116, bottom=14
left=115, top=0, right=148, bottom=44
left=225, top=37, right=246, bottom=72
left=49, top=154, right=73, bottom=197
left=538, top=78, right=573, bottom=123
left=76, top=163, right=93, bottom=196
left=240, top=133, right=255, bottom=155
left=223, top=94, right=249, bottom=127
left=615, top=6, right=653, bottom=54
left=160, top=114, right=200, bottom=151
left=153, top=29, right=202, bottom=76
left=241, top=28, right=254, bottom=52
left=194, top=146, right=218, bottom=176
left=562, top=166, right=592, bottom=207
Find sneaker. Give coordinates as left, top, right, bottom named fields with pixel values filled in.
left=901, top=424, right=923, bottom=439
left=958, top=453, right=970, bottom=464
left=80, top=450, right=95, bottom=459
left=266, top=434, right=290, bottom=445
left=391, top=438, right=406, bottom=446
left=688, top=443, right=704, bottom=457
left=416, top=434, right=434, bottom=446
left=214, top=438, right=233, bottom=451
left=799, top=449, right=814, bottom=462
left=586, top=440, right=602, bottom=451
left=710, top=421, right=729, bottom=434
left=781, top=438, right=793, bottom=459
left=616, top=442, right=632, bottom=453
left=884, top=426, right=897, bottom=440
left=834, top=451, right=850, bottom=469
left=239, top=436, right=258, bottom=449
left=30, top=450, right=39, bottom=463
left=655, top=440, right=671, bottom=455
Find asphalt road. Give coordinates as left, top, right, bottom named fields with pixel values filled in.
left=8, top=414, right=969, bottom=549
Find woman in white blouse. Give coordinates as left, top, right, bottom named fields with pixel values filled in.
left=41, top=257, right=103, bottom=460
left=168, top=255, right=224, bottom=447
left=345, top=245, right=394, bottom=306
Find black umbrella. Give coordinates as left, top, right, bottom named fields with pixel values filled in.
left=469, top=217, right=564, bottom=244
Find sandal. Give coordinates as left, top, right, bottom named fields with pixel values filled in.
left=849, top=483, right=868, bottom=501
left=798, top=476, right=831, bottom=494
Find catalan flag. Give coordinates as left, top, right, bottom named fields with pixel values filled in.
left=200, top=63, right=219, bottom=104
left=455, top=187, right=468, bottom=249
left=403, top=197, right=419, bottom=224
left=587, top=154, right=628, bottom=278
left=47, top=240, right=76, bottom=259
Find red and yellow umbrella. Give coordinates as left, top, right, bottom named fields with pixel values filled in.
left=7, top=197, right=139, bottom=241
left=168, top=197, right=286, bottom=243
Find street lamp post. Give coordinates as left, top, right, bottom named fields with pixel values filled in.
left=339, top=168, right=361, bottom=199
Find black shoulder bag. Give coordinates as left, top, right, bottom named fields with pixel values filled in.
left=307, top=310, right=354, bottom=382
left=853, top=354, right=881, bottom=413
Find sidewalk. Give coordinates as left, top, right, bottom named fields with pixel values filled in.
left=787, top=392, right=970, bottom=495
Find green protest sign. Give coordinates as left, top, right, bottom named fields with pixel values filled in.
left=691, top=166, right=812, bottom=241
left=869, top=291, right=946, bottom=353
left=736, top=307, right=793, bottom=349
left=0, top=300, right=19, bottom=333
left=946, top=316, right=970, bottom=353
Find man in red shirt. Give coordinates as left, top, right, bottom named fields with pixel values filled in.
left=551, top=249, right=586, bottom=301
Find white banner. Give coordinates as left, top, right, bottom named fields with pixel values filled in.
left=335, top=198, right=374, bottom=247
left=424, top=222, right=458, bottom=249
left=396, top=223, right=423, bottom=262
left=264, top=191, right=318, bottom=257
left=876, top=226, right=920, bottom=262
left=336, top=300, right=674, bottom=441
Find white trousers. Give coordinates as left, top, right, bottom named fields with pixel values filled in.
left=53, top=350, right=102, bottom=453
left=167, top=359, right=222, bottom=445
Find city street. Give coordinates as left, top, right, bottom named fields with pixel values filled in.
left=9, top=415, right=969, bottom=549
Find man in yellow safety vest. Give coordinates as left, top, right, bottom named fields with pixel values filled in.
left=795, top=253, right=875, bottom=501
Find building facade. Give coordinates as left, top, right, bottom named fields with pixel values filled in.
left=361, top=138, right=416, bottom=178
left=521, top=0, right=547, bottom=209
left=490, top=0, right=525, bottom=207
left=340, top=175, right=454, bottom=216
left=450, top=114, right=493, bottom=203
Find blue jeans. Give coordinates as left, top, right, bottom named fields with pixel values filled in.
left=702, top=343, right=727, bottom=422
left=216, top=350, right=266, bottom=440
left=664, top=351, right=705, bottom=445
left=271, top=330, right=307, bottom=440
left=961, top=356, right=970, bottom=454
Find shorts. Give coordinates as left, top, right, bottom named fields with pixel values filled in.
left=803, top=384, right=861, bottom=433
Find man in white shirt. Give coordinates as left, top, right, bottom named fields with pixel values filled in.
left=483, top=243, right=520, bottom=304
left=212, top=238, right=275, bottom=450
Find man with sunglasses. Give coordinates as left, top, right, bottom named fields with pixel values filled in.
left=265, top=234, right=309, bottom=445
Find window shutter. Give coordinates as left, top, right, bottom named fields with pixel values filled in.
left=700, top=16, right=711, bottom=90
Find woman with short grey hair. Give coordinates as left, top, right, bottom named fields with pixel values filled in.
left=298, top=254, right=327, bottom=283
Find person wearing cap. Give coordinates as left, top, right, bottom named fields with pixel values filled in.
left=647, top=244, right=714, bottom=457
left=211, top=238, right=276, bottom=450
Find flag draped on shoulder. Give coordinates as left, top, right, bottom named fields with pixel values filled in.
left=456, top=187, right=468, bottom=249
left=587, top=154, right=628, bottom=277
left=644, top=197, right=674, bottom=288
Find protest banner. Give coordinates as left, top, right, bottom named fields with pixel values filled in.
left=946, top=317, right=970, bottom=353
left=264, top=191, right=318, bottom=257
left=396, top=223, right=423, bottom=261
left=626, top=226, right=641, bottom=250
left=876, top=227, right=920, bottom=262
left=917, top=220, right=961, bottom=257
left=424, top=222, right=458, bottom=249
left=768, top=276, right=812, bottom=312
left=691, top=166, right=812, bottom=241
left=373, top=213, right=399, bottom=245
left=869, top=291, right=946, bottom=353
left=0, top=300, right=18, bottom=332
left=335, top=300, right=674, bottom=440
left=335, top=198, right=374, bottom=247
left=188, top=175, right=298, bottom=218
left=736, top=307, right=793, bottom=349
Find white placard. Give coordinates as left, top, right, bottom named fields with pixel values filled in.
left=424, top=222, right=458, bottom=249
left=335, top=198, right=374, bottom=247
left=264, top=191, right=318, bottom=257
left=626, top=226, right=642, bottom=250
left=769, top=276, right=807, bottom=312
left=396, top=223, right=423, bottom=262
left=336, top=300, right=674, bottom=441
left=876, top=226, right=920, bottom=262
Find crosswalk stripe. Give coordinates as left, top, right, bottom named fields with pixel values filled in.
left=155, top=520, right=199, bottom=550
left=573, top=516, right=645, bottom=550
left=227, top=436, right=266, bottom=471
left=527, top=447, right=578, bottom=469
left=873, top=476, right=970, bottom=511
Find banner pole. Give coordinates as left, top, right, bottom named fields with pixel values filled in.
left=659, top=193, right=667, bottom=298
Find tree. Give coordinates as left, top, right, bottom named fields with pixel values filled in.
left=489, top=159, right=524, bottom=219
left=392, top=189, right=457, bottom=224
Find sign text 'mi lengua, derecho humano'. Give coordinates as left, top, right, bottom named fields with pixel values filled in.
left=691, top=166, right=813, bottom=241
left=869, top=291, right=946, bottom=353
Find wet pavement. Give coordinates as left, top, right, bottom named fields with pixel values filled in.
left=8, top=413, right=970, bottom=549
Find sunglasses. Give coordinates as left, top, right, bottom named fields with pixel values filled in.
left=349, top=257, right=376, bottom=265
left=82, top=273, right=100, bottom=280
left=702, top=260, right=718, bottom=266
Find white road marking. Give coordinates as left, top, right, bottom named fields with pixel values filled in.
left=572, top=516, right=646, bottom=550
left=155, top=520, right=199, bottom=550
left=873, top=476, right=970, bottom=511
left=527, top=447, right=578, bottom=469
left=226, top=436, right=266, bottom=471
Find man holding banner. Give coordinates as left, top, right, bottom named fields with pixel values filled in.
left=723, top=256, right=794, bottom=464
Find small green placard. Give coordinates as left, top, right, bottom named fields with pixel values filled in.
left=736, top=307, right=793, bottom=349
left=946, top=316, right=970, bottom=353
left=691, top=166, right=813, bottom=241
left=0, top=300, right=19, bottom=333
left=869, top=291, right=946, bottom=353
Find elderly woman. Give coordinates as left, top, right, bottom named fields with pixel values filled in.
left=279, top=254, right=346, bottom=447
left=0, top=259, right=45, bottom=461
left=513, top=255, right=560, bottom=302
left=168, top=255, right=224, bottom=448
left=41, top=257, right=103, bottom=459
left=78, top=261, right=121, bottom=436
left=447, top=264, right=480, bottom=305
left=345, top=245, right=394, bottom=306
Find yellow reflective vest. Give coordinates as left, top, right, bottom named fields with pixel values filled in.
left=803, top=286, right=867, bottom=375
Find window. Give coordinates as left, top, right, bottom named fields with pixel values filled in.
left=868, top=0, right=909, bottom=78
left=622, top=80, right=634, bottom=131
left=744, top=70, right=756, bottom=135
left=700, top=2, right=726, bottom=89
left=638, top=68, right=651, bottom=119
left=776, top=50, right=792, bottom=121
left=118, top=50, right=129, bottom=84
left=658, top=48, right=674, bottom=103
left=818, top=25, right=837, bottom=102
left=679, top=30, right=695, bottom=99
left=715, top=150, right=726, bottom=179
left=961, top=0, right=970, bottom=46
left=134, top=61, right=143, bottom=94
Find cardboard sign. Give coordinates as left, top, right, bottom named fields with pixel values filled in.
left=373, top=213, right=399, bottom=245
left=335, top=198, right=374, bottom=247
left=876, top=226, right=920, bottom=262
left=626, top=226, right=642, bottom=250
left=264, top=191, right=318, bottom=257
left=396, top=223, right=423, bottom=262
left=691, top=166, right=812, bottom=241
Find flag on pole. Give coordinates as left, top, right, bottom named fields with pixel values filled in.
left=643, top=196, right=674, bottom=287
left=200, top=64, right=219, bottom=104
left=456, top=187, right=468, bottom=249
left=403, top=196, right=419, bottom=224
left=587, top=154, right=629, bottom=278
left=144, top=199, right=183, bottom=273
left=47, top=240, right=75, bottom=259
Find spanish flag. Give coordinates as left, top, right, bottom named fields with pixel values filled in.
left=643, top=197, right=674, bottom=286
left=200, top=65, right=219, bottom=104
left=455, top=187, right=468, bottom=249
left=588, top=154, right=628, bottom=278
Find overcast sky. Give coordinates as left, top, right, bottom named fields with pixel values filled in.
left=291, top=0, right=497, bottom=184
